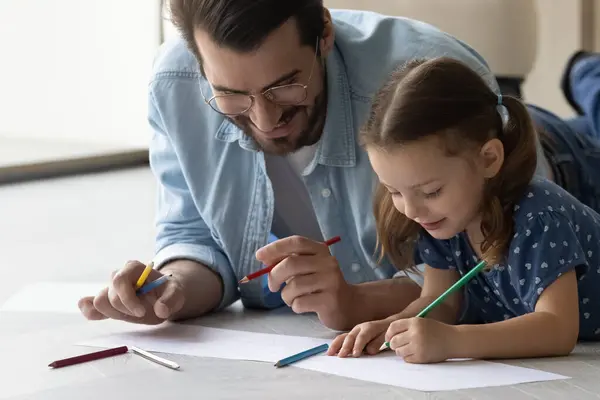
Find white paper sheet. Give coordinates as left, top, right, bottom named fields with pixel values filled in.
left=79, top=323, right=327, bottom=363
left=77, top=324, right=569, bottom=391
left=294, top=352, right=567, bottom=391
left=1, top=282, right=105, bottom=314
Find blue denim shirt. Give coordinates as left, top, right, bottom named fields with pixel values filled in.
left=147, top=10, right=503, bottom=310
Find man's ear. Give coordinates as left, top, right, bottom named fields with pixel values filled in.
left=320, top=8, right=335, bottom=56
left=480, top=138, right=504, bottom=178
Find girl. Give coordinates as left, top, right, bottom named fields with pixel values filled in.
left=327, top=57, right=600, bottom=364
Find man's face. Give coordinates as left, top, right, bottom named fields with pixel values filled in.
left=195, top=18, right=329, bottom=155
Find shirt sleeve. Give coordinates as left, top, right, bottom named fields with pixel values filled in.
left=415, top=231, right=457, bottom=270
left=507, top=211, right=589, bottom=310
left=148, top=83, right=238, bottom=311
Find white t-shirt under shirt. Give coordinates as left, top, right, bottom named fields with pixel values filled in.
left=264, top=144, right=324, bottom=242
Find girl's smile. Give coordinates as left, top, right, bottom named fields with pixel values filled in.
left=419, top=218, right=447, bottom=231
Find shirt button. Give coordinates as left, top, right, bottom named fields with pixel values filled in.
left=321, top=188, right=331, bottom=198
left=351, top=263, right=361, bottom=272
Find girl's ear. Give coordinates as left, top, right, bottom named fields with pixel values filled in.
left=479, top=138, right=504, bottom=179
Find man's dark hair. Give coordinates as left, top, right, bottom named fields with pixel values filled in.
left=168, top=0, right=325, bottom=69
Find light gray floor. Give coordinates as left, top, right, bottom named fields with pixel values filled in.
left=1, top=168, right=600, bottom=399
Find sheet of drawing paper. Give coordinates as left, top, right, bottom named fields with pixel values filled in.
left=293, top=351, right=568, bottom=391
left=1, top=282, right=105, bottom=313
left=78, top=324, right=569, bottom=391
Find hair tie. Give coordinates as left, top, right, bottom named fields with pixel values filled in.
left=496, top=93, right=509, bottom=127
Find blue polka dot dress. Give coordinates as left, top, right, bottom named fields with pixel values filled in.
left=416, top=178, right=600, bottom=340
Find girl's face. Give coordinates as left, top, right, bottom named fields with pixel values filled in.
left=367, top=135, right=503, bottom=240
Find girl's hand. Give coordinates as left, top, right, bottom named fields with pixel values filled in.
left=327, top=319, right=392, bottom=357
left=385, top=317, right=456, bottom=363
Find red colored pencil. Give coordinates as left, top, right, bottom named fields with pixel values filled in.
left=238, top=236, right=341, bottom=283
left=48, top=346, right=129, bottom=369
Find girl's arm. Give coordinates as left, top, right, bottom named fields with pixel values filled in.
left=450, top=269, right=580, bottom=359
left=385, top=265, right=463, bottom=325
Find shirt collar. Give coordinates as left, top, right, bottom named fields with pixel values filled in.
left=309, top=43, right=356, bottom=171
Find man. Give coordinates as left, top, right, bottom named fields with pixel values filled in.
left=560, top=50, right=600, bottom=141
left=78, top=0, right=557, bottom=330
left=528, top=50, right=600, bottom=214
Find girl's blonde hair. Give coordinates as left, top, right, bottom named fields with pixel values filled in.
left=361, top=57, right=538, bottom=270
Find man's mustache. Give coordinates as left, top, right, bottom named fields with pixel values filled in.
left=231, top=106, right=302, bottom=132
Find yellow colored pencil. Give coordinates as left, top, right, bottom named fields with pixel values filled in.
left=135, top=262, right=154, bottom=289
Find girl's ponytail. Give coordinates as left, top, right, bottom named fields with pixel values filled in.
left=479, top=95, right=538, bottom=265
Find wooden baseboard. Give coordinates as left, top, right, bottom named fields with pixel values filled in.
left=0, top=150, right=149, bottom=185
left=582, top=0, right=596, bottom=51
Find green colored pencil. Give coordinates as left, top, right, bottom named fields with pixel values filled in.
left=383, top=259, right=487, bottom=349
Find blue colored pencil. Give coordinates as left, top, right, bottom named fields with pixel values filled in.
left=136, top=274, right=172, bottom=296
left=274, top=343, right=329, bottom=368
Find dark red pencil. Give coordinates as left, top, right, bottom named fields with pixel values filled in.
left=238, top=236, right=342, bottom=284
left=48, top=346, right=129, bottom=369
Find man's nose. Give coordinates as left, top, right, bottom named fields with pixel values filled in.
left=249, top=96, right=282, bottom=132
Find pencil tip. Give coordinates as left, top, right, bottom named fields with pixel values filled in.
left=238, top=277, right=249, bottom=284
left=379, top=342, right=390, bottom=352
left=274, top=362, right=281, bottom=368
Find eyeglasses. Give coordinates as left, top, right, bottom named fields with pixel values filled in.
left=200, top=38, right=320, bottom=117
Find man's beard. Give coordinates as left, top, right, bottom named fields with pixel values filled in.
left=228, top=91, right=327, bottom=156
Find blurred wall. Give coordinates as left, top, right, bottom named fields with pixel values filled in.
left=523, top=0, right=590, bottom=118
left=323, top=0, right=595, bottom=118
left=1, top=0, right=595, bottom=149
left=0, top=0, right=161, bottom=148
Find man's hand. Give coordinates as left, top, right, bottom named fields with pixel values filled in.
left=255, top=235, right=355, bottom=330
left=78, top=260, right=186, bottom=325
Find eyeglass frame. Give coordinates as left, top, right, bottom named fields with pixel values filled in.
left=199, top=37, right=321, bottom=117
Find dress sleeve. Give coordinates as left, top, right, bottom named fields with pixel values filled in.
left=415, top=231, right=457, bottom=270
left=507, top=212, right=589, bottom=310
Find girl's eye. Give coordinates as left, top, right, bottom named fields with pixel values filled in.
left=424, top=188, right=442, bottom=199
